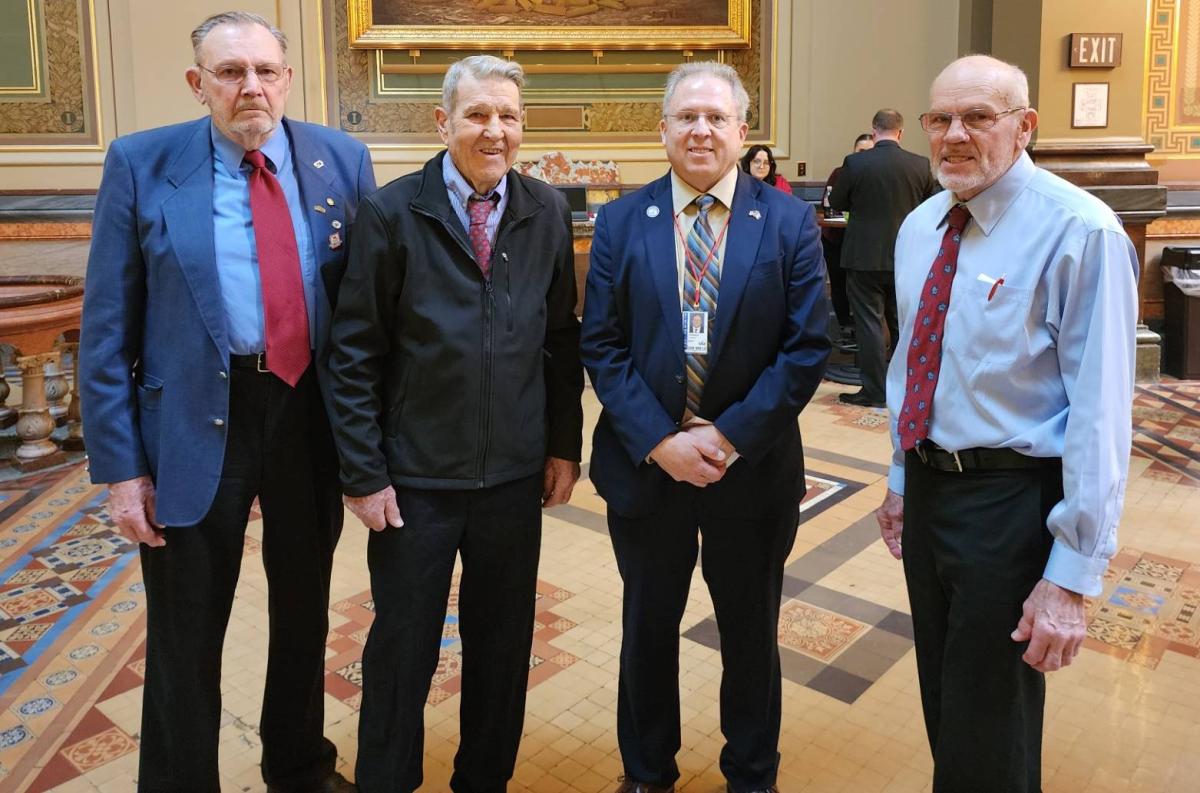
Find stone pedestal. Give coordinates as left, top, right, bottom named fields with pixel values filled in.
left=0, top=370, right=14, bottom=429
left=15, top=351, right=66, bottom=470
left=44, top=355, right=69, bottom=426
left=60, top=339, right=85, bottom=451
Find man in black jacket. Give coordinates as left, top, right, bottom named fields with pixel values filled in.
left=327, top=55, right=584, bottom=793
left=830, top=108, right=938, bottom=407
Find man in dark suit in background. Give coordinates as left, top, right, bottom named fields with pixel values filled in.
left=581, top=61, right=830, bottom=793
left=79, top=11, right=375, bottom=792
left=830, top=108, right=937, bottom=407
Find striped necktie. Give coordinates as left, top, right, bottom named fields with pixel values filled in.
left=684, top=193, right=720, bottom=416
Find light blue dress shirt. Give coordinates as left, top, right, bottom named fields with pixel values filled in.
left=442, top=153, right=508, bottom=250
left=886, top=152, right=1139, bottom=597
left=211, top=121, right=317, bottom=354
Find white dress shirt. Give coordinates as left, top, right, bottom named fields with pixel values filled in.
left=886, top=151, right=1139, bottom=596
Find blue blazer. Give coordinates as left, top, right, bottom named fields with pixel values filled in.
left=580, top=170, right=831, bottom=518
left=79, top=117, right=377, bottom=527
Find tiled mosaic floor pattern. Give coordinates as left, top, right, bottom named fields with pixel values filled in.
left=0, top=380, right=1199, bottom=791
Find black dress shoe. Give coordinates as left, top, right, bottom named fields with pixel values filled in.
left=267, top=771, right=356, bottom=793
left=615, top=778, right=675, bottom=793
left=726, top=785, right=779, bottom=793
left=838, top=391, right=885, bottom=408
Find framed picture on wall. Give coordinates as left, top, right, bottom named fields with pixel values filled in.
left=347, top=0, right=753, bottom=50
left=1071, top=82, right=1109, bottom=129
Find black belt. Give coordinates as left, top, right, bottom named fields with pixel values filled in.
left=910, top=441, right=1060, bottom=472
left=229, top=352, right=270, bottom=372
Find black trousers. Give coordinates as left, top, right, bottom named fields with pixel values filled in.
left=903, top=453, right=1062, bottom=793
left=844, top=269, right=898, bottom=401
left=138, top=365, right=342, bottom=792
left=608, top=484, right=799, bottom=792
left=820, top=236, right=853, bottom=328
left=355, top=474, right=543, bottom=793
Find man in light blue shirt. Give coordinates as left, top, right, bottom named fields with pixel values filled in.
left=875, top=55, right=1137, bottom=793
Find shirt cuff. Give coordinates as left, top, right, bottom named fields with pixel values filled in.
left=1043, top=540, right=1108, bottom=597
left=887, top=463, right=906, bottom=496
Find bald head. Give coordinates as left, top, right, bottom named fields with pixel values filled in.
left=931, top=55, right=1030, bottom=110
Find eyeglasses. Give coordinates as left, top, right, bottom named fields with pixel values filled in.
left=664, top=111, right=736, bottom=130
left=918, top=107, right=1026, bottom=133
left=196, top=62, right=287, bottom=84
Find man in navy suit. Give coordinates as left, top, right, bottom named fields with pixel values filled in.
left=79, top=11, right=374, bottom=792
left=581, top=62, right=830, bottom=793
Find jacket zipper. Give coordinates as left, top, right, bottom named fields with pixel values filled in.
left=502, top=251, right=514, bottom=332
left=478, top=276, right=494, bottom=488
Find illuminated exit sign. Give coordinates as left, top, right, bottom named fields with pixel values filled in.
left=1069, top=33, right=1122, bottom=68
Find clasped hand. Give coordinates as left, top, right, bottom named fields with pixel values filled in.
left=649, top=423, right=734, bottom=487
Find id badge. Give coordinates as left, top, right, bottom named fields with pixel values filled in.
left=683, top=310, right=709, bottom=354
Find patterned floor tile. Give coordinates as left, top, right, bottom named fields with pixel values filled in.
left=777, top=600, right=868, bottom=662
left=61, top=725, right=138, bottom=773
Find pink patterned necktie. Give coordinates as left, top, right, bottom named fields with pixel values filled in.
left=467, top=194, right=497, bottom=278
left=898, top=204, right=971, bottom=451
left=243, top=149, right=310, bottom=387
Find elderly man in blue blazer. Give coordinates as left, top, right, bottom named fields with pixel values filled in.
left=79, top=11, right=374, bottom=793
left=581, top=62, right=830, bottom=793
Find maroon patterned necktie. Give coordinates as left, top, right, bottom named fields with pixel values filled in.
left=467, top=195, right=497, bottom=278
left=898, top=204, right=972, bottom=451
left=243, top=150, right=310, bottom=387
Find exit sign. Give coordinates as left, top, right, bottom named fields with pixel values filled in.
left=1069, top=33, right=1122, bottom=67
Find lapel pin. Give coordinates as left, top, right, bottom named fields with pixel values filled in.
left=326, top=197, right=335, bottom=206
left=748, top=209, right=761, bottom=220
left=313, top=159, right=325, bottom=169
left=314, top=205, right=326, bottom=214
left=646, top=205, right=660, bottom=218
left=332, top=220, right=342, bottom=229
left=329, top=232, right=342, bottom=250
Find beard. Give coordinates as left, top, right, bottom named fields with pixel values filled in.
left=932, top=149, right=1015, bottom=198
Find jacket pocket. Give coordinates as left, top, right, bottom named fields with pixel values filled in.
left=136, top=373, right=164, bottom=411
left=136, top=375, right=163, bottom=473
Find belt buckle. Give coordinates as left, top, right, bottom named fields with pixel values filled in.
left=255, top=352, right=268, bottom=373
left=915, top=443, right=928, bottom=465
left=951, top=449, right=963, bottom=473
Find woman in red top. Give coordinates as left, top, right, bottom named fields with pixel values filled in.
left=740, top=144, right=793, bottom=194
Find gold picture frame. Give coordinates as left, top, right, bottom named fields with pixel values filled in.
left=347, top=0, right=752, bottom=51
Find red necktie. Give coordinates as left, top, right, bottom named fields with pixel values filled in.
left=898, top=204, right=971, bottom=451
left=467, top=195, right=496, bottom=278
left=244, top=150, right=310, bottom=387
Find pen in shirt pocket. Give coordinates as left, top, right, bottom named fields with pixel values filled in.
left=977, top=272, right=1006, bottom=301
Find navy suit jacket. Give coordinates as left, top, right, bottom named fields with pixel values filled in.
left=79, top=117, right=376, bottom=527
left=580, top=170, right=831, bottom=518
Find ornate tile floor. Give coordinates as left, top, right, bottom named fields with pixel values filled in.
left=0, top=380, right=1198, bottom=792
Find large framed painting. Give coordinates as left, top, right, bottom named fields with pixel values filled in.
left=347, top=0, right=752, bottom=50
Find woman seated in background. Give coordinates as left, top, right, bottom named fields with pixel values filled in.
left=741, top=144, right=793, bottom=194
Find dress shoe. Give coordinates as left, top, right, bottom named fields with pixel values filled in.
left=266, top=771, right=356, bottom=793
left=726, top=785, right=779, bottom=793
left=838, top=390, right=885, bottom=408
left=615, top=778, right=675, bottom=793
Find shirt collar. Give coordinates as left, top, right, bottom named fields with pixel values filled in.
left=443, top=151, right=508, bottom=205
left=947, top=150, right=1037, bottom=236
left=210, top=119, right=289, bottom=177
left=670, top=165, right=739, bottom=217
